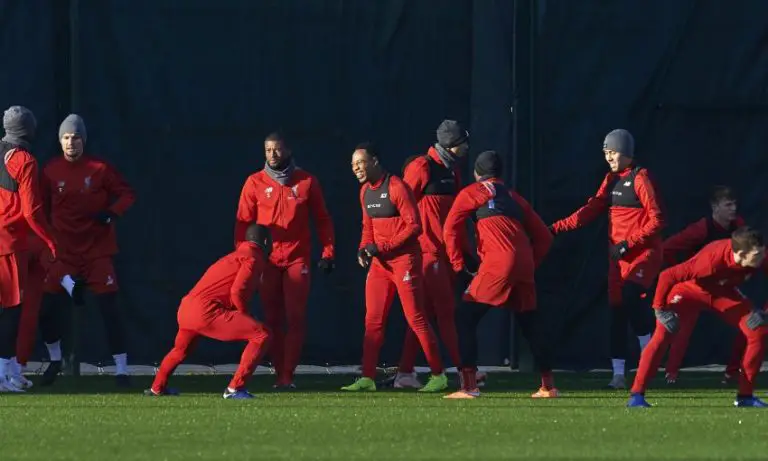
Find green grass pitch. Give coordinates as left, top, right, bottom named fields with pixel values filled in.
left=1, top=372, right=767, bottom=460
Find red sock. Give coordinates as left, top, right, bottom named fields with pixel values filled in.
left=540, top=371, right=554, bottom=390
left=461, top=368, right=477, bottom=391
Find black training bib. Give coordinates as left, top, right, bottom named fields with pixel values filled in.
left=364, top=175, right=400, bottom=218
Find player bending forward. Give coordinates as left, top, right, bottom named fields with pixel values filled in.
left=443, top=151, right=556, bottom=399
left=145, top=224, right=272, bottom=399
left=628, top=226, right=768, bottom=408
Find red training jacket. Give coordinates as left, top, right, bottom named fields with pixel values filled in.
left=652, top=239, right=768, bottom=309
left=662, top=215, right=745, bottom=266
left=0, top=147, right=56, bottom=256
left=443, top=179, right=552, bottom=275
left=403, top=147, right=470, bottom=257
left=43, top=155, right=135, bottom=259
left=358, top=174, right=421, bottom=258
left=235, top=169, right=334, bottom=267
left=186, top=241, right=265, bottom=313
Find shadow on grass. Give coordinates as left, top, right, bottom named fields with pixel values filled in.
left=11, top=371, right=743, bottom=396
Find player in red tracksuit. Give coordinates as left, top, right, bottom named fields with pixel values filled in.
left=0, top=106, right=58, bottom=393
left=628, top=226, right=768, bottom=408
left=37, top=114, right=136, bottom=387
left=662, top=185, right=745, bottom=384
left=391, top=120, right=469, bottom=389
left=442, top=151, right=556, bottom=399
left=235, top=132, right=335, bottom=389
left=341, top=142, right=448, bottom=392
left=145, top=224, right=272, bottom=399
left=550, top=129, right=664, bottom=389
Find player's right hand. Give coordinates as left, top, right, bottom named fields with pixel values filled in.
left=357, top=248, right=371, bottom=269
left=655, top=308, right=679, bottom=333
left=746, top=310, right=767, bottom=330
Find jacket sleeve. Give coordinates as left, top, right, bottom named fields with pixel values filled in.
left=444, top=185, right=487, bottom=272
left=10, top=153, right=56, bottom=253
left=402, top=158, right=428, bottom=203
left=103, top=163, right=136, bottom=216
left=662, top=219, right=707, bottom=265
left=358, top=187, right=374, bottom=250
left=626, top=169, right=665, bottom=249
left=308, top=176, right=335, bottom=259
left=652, top=246, right=721, bottom=308
left=551, top=174, right=611, bottom=233
left=234, top=177, right=258, bottom=247
left=230, top=256, right=259, bottom=313
left=513, top=191, right=553, bottom=268
left=379, top=177, right=421, bottom=254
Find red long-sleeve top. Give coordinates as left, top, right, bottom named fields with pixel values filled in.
left=662, top=216, right=745, bottom=266
left=652, top=239, right=768, bottom=309
left=402, top=147, right=468, bottom=256
left=186, top=242, right=265, bottom=313
left=235, top=169, right=335, bottom=267
left=42, top=155, right=135, bottom=258
left=0, top=147, right=56, bottom=256
left=443, top=179, right=552, bottom=274
left=358, top=174, right=421, bottom=258
left=552, top=165, right=664, bottom=252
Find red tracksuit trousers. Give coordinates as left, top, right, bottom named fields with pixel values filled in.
left=151, top=298, right=270, bottom=392
left=632, top=288, right=767, bottom=396
left=398, top=252, right=461, bottom=372
left=16, top=250, right=45, bottom=366
left=259, top=259, right=311, bottom=384
left=361, top=254, right=443, bottom=378
left=664, top=310, right=745, bottom=379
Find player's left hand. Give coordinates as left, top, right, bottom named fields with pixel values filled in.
left=609, top=241, right=629, bottom=261
left=746, top=310, right=767, bottom=330
left=317, top=258, right=335, bottom=274
left=94, top=210, right=118, bottom=225
left=655, top=308, right=680, bottom=333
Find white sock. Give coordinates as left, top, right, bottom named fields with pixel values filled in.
left=637, top=334, right=651, bottom=351
left=60, top=275, right=76, bottom=297
left=227, top=387, right=237, bottom=393
left=612, top=359, right=625, bottom=376
left=46, top=341, right=62, bottom=361
left=0, top=358, right=8, bottom=380
left=113, top=353, right=128, bottom=375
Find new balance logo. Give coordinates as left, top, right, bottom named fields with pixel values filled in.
left=380, top=193, right=388, bottom=199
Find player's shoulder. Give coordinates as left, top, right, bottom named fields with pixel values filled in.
left=407, top=155, right=429, bottom=171
left=4, top=146, right=35, bottom=166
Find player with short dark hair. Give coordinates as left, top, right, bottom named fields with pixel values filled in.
left=442, top=151, right=555, bottom=399
left=550, top=129, right=665, bottom=389
left=235, top=132, right=335, bottom=389
left=341, top=143, right=448, bottom=392
left=662, top=185, right=745, bottom=384
left=628, top=226, right=768, bottom=407
left=145, top=224, right=272, bottom=399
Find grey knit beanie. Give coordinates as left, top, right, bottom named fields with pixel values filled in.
left=603, top=129, right=634, bottom=157
left=59, top=114, right=87, bottom=144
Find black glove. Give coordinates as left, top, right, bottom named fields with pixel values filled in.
left=746, top=310, right=767, bottom=331
left=317, top=258, right=335, bottom=274
left=609, top=241, right=629, bottom=261
left=655, top=309, right=680, bottom=334
left=456, top=267, right=475, bottom=291
left=463, top=254, right=480, bottom=274
left=72, top=277, right=87, bottom=306
left=364, top=243, right=379, bottom=258
left=94, top=210, right=118, bottom=225
left=357, top=248, right=372, bottom=269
